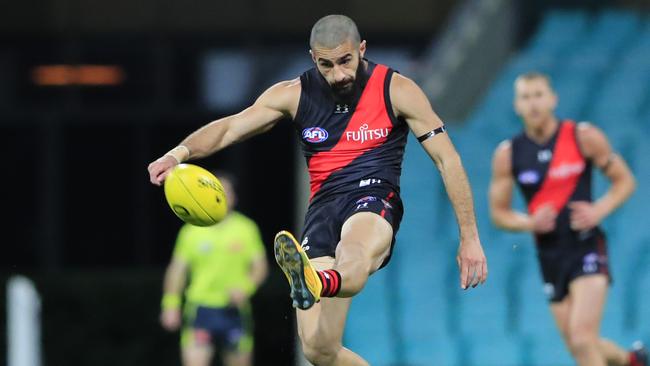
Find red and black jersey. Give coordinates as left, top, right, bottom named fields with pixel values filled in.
left=511, top=120, right=599, bottom=247
left=293, top=60, right=409, bottom=203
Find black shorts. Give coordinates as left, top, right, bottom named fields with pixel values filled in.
left=182, top=304, right=252, bottom=351
left=300, top=183, right=404, bottom=268
left=537, top=228, right=611, bottom=302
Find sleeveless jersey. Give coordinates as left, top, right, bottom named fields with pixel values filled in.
left=511, top=121, right=597, bottom=247
left=293, top=60, right=409, bottom=203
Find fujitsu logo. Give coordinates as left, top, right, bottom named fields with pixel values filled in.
left=345, top=123, right=389, bottom=143
left=548, top=162, right=585, bottom=179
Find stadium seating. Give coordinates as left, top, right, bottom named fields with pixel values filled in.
left=344, top=9, right=650, bottom=366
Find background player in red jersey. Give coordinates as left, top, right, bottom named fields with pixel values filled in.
left=489, top=72, right=646, bottom=366
left=149, top=15, right=487, bottom=366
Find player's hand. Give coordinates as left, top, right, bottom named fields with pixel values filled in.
left=569, top=201, right=603, bottom=231
left=456, top=237, right=488, bottom=290
left=228, top=289, right=248, bottom=308
left=148, top=155, right=178, bottom=186
left=531, top=204, right=557, bottom=233
left=160, top=308, right=181, bottom=331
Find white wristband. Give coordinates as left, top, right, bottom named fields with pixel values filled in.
left=164, top=145, right=190, bottom=164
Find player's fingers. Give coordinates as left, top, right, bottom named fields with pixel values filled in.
left=470, top=264, right=480, bottom=288
left=568, top=201, right=584, bottom=209
left=459, top=259, right=470, bottom=289
left=480, top=261, right=488, bottom=284
left=150, top=173, right=161, bottom=186
left=156, top=169, right=171, bottom=185
left=149, top=163, right=162, bottom=185
left=474, top=261, right=484, bottom=286
left=571, top=219, right=585, bottom=230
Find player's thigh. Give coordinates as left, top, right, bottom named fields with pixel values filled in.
left=567, top=274, right=608, bottom=335
left=296, top=256, right=352, bottom=345
left=550, top=296, right=572, bottom=341
left=338, top=212, right=393, bottom=271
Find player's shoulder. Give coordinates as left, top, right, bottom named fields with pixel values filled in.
left=258, top=78, right=301, bottom=114
left=389, top=72, right=419, bottom=93
left=267, top=78, right=301, bottom=97
left=388, top=72, right=430, bottom=115
left=492, top=139, right=513, bottom=168
left=494, top=139, right=512, bottom=154
left=574, top=121, right=609, bottom=144
left=575, top=120, right=600, bottom=134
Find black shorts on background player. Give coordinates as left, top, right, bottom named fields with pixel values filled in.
left=300, top=181, right=403, bottom=267
left=537, top=228, right=610, bottom=302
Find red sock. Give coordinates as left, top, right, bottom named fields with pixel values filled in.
left=317, top=269, right=341, bottom=297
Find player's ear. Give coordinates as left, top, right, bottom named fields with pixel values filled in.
left=309, top=49, right=317, bottom=64
left=359, top=40, right=367, bottom=58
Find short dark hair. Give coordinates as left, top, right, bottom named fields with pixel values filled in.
left=310, top=14, right=361, bottom=49
left=515, top=71, right=553, bottom=89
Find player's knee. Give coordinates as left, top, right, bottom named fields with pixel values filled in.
left=567, top=327, right=599, bottom=354
left=301, top=336, right=340, bottom=365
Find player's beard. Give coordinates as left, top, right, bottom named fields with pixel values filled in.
left=331, top=58, right=368, bottom=103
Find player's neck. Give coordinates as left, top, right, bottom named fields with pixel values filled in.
left=525, top=116, right=559, bottom=145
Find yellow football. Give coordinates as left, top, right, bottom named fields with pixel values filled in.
left=163, top=164, right=228, bottom=226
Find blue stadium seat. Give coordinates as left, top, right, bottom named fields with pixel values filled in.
left=525, top=10, right=589, bottom=56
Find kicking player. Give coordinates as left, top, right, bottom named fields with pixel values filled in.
left=160, top=173, right=268, bottom=366
left=149, top=15, right=487, bottom=366
left=489, top=72, right=646, bottom=366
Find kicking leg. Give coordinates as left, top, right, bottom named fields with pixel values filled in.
left=276, top=212, right=394, bottom=365
left=297, top=213, right=393, bottom=365
left=332, top=212, right=394, bottom=297
left=274, top=212, right=393, bottom=308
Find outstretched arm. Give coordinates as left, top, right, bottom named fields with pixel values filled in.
left=148, top=79, right=300, bottom=185
left=390, top=73, right=487, bottom=289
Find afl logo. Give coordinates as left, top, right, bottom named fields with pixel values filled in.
left=518, top=170, right=540, bottom=185
left=302, top=127, right=329, bottom=143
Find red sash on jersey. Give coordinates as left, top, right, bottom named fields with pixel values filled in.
left=308, top=65, right=393, bottom=200
left=528, top=121, right=586, bottom=214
